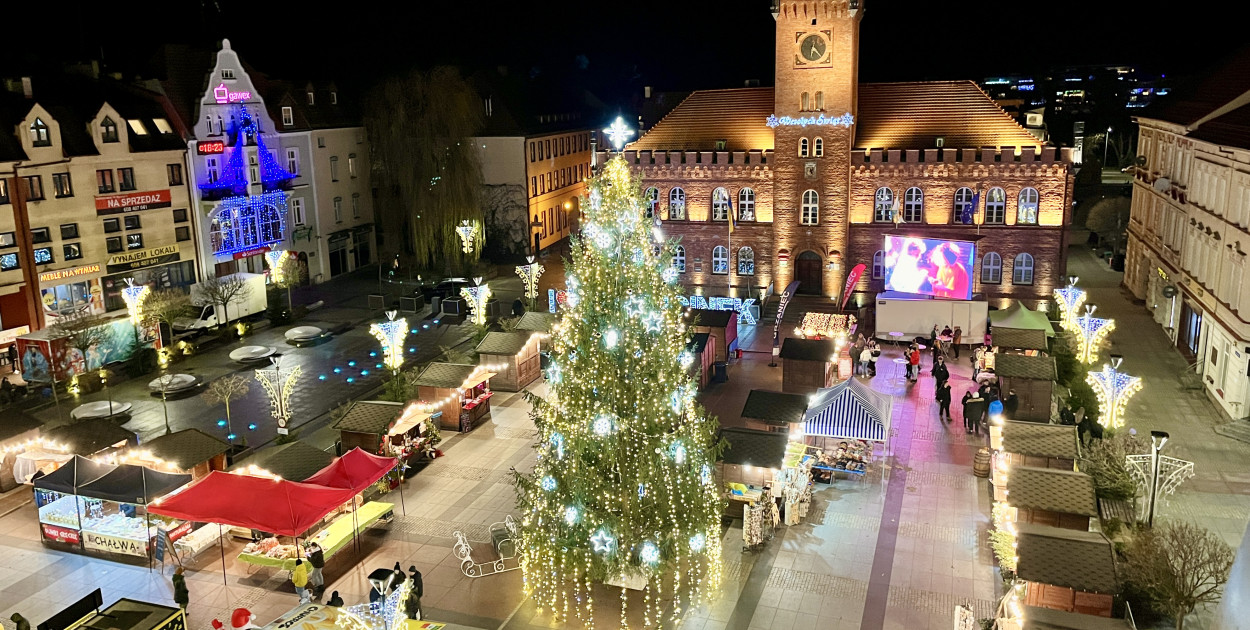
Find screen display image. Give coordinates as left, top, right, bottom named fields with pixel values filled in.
left=882, top=235, right=976, bottom=300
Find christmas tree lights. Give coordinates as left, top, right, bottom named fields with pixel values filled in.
left=1086, top=362, right=1142, bottom=429
left=515, top=156, right=724, bottom=628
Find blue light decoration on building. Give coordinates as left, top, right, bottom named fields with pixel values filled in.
left=199, top=106, right=295, bottom=197
left=33, top=248, right=53, bottom=264
left=209, top=191, right=288, bottom=256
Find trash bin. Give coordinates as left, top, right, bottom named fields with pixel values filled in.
left=712, top=362, right=728, bottom=383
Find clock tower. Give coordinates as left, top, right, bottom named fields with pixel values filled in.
left=771, top=0, right=863, bottom=295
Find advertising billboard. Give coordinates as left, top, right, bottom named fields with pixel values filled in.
left=882, top=235, right=976, bottom=300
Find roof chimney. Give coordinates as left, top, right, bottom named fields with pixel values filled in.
left=21, top=77, right=32, bottom=99
left=644, top=86, right=652, bottom=98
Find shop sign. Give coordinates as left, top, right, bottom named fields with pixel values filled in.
left=213, top=83, right=253, bottom=104
left=232, top=245, right=273, bottom=260
left=679, top=295, right=758, bottom=325
left=83, top=530, right=148, bottom=556
left=42, top=523, right=80, bottom=544
left=167, top=520, right=193, bottom=542
left=107, top=245, right=180, bottom=273
left=765, top=113, right=855, bottom=128
left=0, top=325, right=31, bottom=346
left=95, top=189, right=173, bottom=216
left=39, top=263, right=102, bottom=283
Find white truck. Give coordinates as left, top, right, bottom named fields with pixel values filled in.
left=874, top=291, right=988, bottom=341
left=174, top=272, right=269, bottom=331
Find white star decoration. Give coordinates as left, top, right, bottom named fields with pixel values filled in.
left=591, top=529, right=615, bottom=553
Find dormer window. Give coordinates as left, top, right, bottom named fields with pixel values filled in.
left=221, top=68, right=235, bottom=80
left=282, top=107, right=294, bottom=126
left=30, top=118, right=50, bottom=146
left=128, top=120, right=148, bottom=135
left=101, top=117, right=119, bottom=143
left=153, top=118, right=173, bottom=134
left=307, top=91, right=315, bottom=105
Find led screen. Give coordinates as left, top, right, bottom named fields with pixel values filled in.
left=882, top=235, right=976, bottom=300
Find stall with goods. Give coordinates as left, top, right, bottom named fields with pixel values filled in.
left=778, top=441, right=815, bottom=525
left=73, top=464, right=191, bottom=559
left=794, top=312, right=856, bottom=341
left=34, top=455, right=117, bottom=547
left=333, top=400, right=440, bottom=477
left=716, top=427, right=788, bottom=530
left=684, top=308, right=738, bottom=363
left=412, top=364, right=494, bottom=432
left=780, top=338, right=838, bottom=393
left=0, top=408, right=44, bottom=490
left=801, top=378, right=892, bottom=483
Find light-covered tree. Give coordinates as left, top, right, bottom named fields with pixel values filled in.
left=515, top=157, right=724, bottom=628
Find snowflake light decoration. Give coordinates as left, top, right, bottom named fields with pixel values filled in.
left=369, top=310, right=408, bottom=373
left=1086, top=363, right=1142, bottom=429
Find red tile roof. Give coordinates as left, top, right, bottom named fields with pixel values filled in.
left=630, top=81, right=1042, bottom=152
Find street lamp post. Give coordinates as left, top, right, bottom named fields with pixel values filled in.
left=1104, top=126, right=1112, bottom=167
left=1148, top=430, right=1170, bottom=527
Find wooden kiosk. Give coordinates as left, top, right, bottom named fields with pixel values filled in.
left=685, top=309, right=738, bottom=363
left=779, top=338, right=837, bottom=394
left=414, top=363, right=494, bottom=432
left=687, top=333, right=716, bottom=389
left=332, top=400, right=406, bottom=453
left=125, top=429, right=230, bottom=479
left=476, top=331, right=542, bottom=392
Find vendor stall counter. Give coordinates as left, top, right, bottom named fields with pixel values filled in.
left=238, top=501, right=394, bottom=571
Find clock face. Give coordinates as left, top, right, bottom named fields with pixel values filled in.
left=801, top=34, right=827, bottom=62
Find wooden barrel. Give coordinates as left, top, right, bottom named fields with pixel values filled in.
left=972, top=448, right=991, bottom=478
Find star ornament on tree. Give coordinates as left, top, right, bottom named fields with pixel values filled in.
left=591, top=529, right=615, bottom=554
left=603, top=116, right=635, bottom=150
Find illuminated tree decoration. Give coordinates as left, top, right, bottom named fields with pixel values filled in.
left=516, top=256, right=545, bottom=310
left=602, top=116, right=635, bottom=151
left=1053, top=278, right=1087, bottom=331
left=121, top=279, right=150, bottom=326
left=255, top=357, right=302, bottom=435
left=1086, top=363, right=1142, bottom=429
left=264, top=248, right=293, bottom=284
left=460, top=278, right=491, bottom=327
left=515, top=156, right=724, bottom=629
left=370, top=310, right=409, bottom=373
left=456, top=219, right=478, bottom=254
left=1073, top=308, right=1115, bottom=364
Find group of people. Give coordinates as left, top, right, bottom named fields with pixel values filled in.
left=290, top=541, right=327, bottom=603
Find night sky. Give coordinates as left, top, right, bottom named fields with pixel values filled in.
left=5, top=1, right=1243, bottom=102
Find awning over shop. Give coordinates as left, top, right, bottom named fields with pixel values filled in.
left=302, top=448, right=397, bottom=494
left=147, top=471, right=357, bottom=537
left=32, top=455, right=116, bottom=494
left=990, top=301, right=1056, bottom=337
left=389, top=402, right=431, bottom=436
left=76, top=464, right=191, bottom=505
left=802, top=378, right=893, bottom=442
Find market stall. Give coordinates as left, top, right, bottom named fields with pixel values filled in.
left=1015, top=523, right=1118, bottom=617
left=304, top=447, right=403, bottom=507
left=780, top=337, right=838, bottom=394
left=999, top=466, right=1098, bottom=531
left=413, top=363, right=494, bottom=432
left=991, top=327, right=1049, bottom=354
left=41, top=417, right=137, bottom=456
left=801, top=378, right=893, bottom=481
left=777, top=441, right=816, bottom=525
left=716, top=427, right=788, bottom=521
left=38, top=589, right=186, bottom=630
left=990, top=301, right=1057, bottom=338
left=686, top=333, right=716, bottom=389
left=73, top=464, right=191, bottom=559
left=245, top=441, right=337, bottom=482
left=475, top=331, right=541, bottom=392
left=992, top=421, right=1081, bottom=472
left=739, top=389, right=807, bottom=434
left=123, top=428, right=231, bottom=479
left=34, top=455, right=116, bottom=549
left=685, top=308, right=738, bottom=363
left=993, top=353, right=1058, bottom=422
left=333, top=400, right=406, bottom=454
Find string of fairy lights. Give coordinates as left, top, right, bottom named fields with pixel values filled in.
left=516, top=157, right=724, bottom=629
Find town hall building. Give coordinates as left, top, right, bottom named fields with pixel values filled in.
left=607, top=0, right=1075, bottom=308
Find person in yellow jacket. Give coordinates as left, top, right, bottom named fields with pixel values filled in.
left=292, top=559, right=311, bottom=603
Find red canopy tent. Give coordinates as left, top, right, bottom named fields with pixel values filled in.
left=302, top=448, right=397, bottom=494
left=147, top=471, right=357, bottom=537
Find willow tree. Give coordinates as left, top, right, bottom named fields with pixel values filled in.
left=364, top=66, right=484, bottom=271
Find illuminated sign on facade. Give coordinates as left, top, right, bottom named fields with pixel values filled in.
left=546, top=288, right=757, bottom=324
left=39, top=264, right=102, bottom=283
left=765, top=113, right=854, bottom=128
left=197, top=140, right=226, bottom=155
left=95, top=190, right=172, bottom=216
left=213, top=83, right=253, bottom=104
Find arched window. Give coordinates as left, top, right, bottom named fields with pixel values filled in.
left=210, top=195, right=287, bottom=255
left=1017, top=187, right=1039, bottom=224
left=100, top=117, right=118, bottom=143
left=872, top=250, right=885, bottom=279
left=738, top=188, right=756, bottom=221
left=801, top=190, right=819, bottom=225
left=953, top=187, right=975, bottom=224
left=30, top=118, right=50, bottom=146
left=711, top=187, right=731, bottom=221
left=712, top=246, right=729, bottom=275
left=672, top=245, right=686, bottom=272
left=801, top=92, right=810, bottom=111
left=799, top=138, right=809, bottom=157
left=981, top=252, right=1002, bottom=284
left=985, top=187, right=1006, bottom=224
left=669, top=187, right=686, bottom=220
left=814, top=138, right=824, bottom=157
left=1012, top=253, right=1035, bottom=285
left=874, top=187, right=894, bottom=222
left=737, top=247, right=755, bottom=275
left=644, top=187, right=659, bottom=219
left=903, top=187, right=923, bottom=222
left=815, top=91, right=824, bottom=110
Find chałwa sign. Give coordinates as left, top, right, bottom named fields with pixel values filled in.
left=107, top=244, right=180, bottom=273
left=96, top=190, right=172, bottom=216
left=83, top=530, right=147, bottom=556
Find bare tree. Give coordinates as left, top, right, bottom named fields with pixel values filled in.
left=198, top=275, right=254, bottom=329
left=1124, top=521, right=1235, bottom=629
left=142, top=289, right=193, bottom=330
left=201, top=374, right=251, bottom=442
left=270, top=253, right=301, bottom=312
left=1085, top=196, right=1132, bottom=252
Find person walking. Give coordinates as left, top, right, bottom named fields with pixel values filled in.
left=931, top=356, right=949, bottom=390
left=858, top=345, right=873, bottom=377
left=306, top=542, right=325, bottom=597
left=907, top=345, right=921, bottom=382
left=1003, top=390, right=1019, bottom=419
left=952, top=325, right=963, bottom=359
left=326, top=591, right=345, bottom=607
left=936, top=381, right=952, bottom=422
left=868, top=341, right=880, bottom=377
left=172, top=567, right=189, bottom=611
left=405, top=566, right=424, bottom=620
left=292, top=559, right=311, bottom=604
left=11, top=614, right=31, bottom=630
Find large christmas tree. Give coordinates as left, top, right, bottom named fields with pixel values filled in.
left=516, top=157, right=724, bottom=628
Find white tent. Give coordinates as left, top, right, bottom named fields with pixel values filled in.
left=802, top=378, right=893, bottom=442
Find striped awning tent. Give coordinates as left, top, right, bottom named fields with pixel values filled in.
left=802, top=378, right=893, bottom=442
